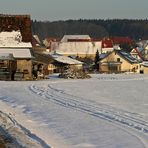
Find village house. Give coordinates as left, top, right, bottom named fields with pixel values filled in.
left=130, top=48, right=143, bottom=61
left=99, top=50, right=140, bottom=73
left=48, top=35, right=114, bottom=59
left=136, top=40, right=148, bottom=61
left=32, top=36, right=55, bottom=78
left=43, top=37, right=59, bottom=52
left=32, top=35, right=41, bottom=47
left=44, top=53, right=83, bottom=73
left=144, top=44, right=148, bottom=60
left=53, top=35, right=102, bottom=58
left=46, top=36, right=134, bottom=60
left=0, top=14, right=33, bottom=80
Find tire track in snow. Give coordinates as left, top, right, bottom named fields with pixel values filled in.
left=29, top=84, right=148, bottom=137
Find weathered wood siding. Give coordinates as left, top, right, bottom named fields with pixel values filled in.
left=17, top=60, right=32, bottom=79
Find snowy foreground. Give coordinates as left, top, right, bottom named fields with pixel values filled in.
left=0, top=74, right=148, bottom=148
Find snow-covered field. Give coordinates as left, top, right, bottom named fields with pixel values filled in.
left=0, top=74, right=148, bottom=148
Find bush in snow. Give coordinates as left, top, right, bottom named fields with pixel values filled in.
left=59, top=66, right=91, bottom=79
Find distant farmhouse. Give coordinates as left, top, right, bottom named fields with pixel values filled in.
left=45, top=35, right=114, bottom=58
left=44, top=35, right=136, bottom=60
left=55, top=35, right=102, bottom=58
left=0, top=14, right=33, bottom=80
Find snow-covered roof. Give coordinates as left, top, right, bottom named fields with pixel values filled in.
left=118, top=51, right=138, bottom=63
left=100, top=50, right=139, bottom=64
left=0, top=49, right=32, bottom=59
left=136, top=47, right=144, bottom=53
left=0, top=31, right=32, bottom=48
left=61, top=35, right=91, bottom=42
left=53, top=55, right=83, bottom=65
left=141, top=61, right=148, bottom=67
left=45, top=53, right=83, bottom=65
left=56, top=41, right=102, bottom=55
left=33, top=35, right=41, bottom=44
left=0, top=53, right=14, bottom=60
left=100, top=53, right=110, bottom=60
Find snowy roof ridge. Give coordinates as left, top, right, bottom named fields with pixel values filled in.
left=61, top=35, right=91, bottom=42
left=0, top=48, right=32, bottom=59
left=44, top=52, right=83, bottom=65
left=141, top=61, right=148, bottom=67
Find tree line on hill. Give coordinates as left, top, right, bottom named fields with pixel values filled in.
left=32, top=19, right=148, bottom=41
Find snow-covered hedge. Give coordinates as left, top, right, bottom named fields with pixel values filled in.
left=59, top=66, right=91, bottom=79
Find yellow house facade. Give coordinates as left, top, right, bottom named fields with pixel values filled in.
left=143, top=66, right=148, bottom=74
left=140, top=62, right=148, bottom=74
left=99, top=50, right=139, bottom=73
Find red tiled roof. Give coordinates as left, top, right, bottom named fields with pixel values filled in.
left=46, top=37, right=60, bottom=42
left=68, top=39, right=91, bottom=42
left=111, top=37, right=133, bottom=45
left=102, top=39, right=113, bottom=48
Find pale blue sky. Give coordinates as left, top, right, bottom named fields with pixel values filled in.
left=0, top=0, right=148, bottom=21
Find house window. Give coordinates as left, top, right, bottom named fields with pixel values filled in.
left=117, top=58, right=120, bottom=62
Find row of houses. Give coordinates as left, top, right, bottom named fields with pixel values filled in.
left=0, top=14, right=148, bottom=81
left=0, top=14, right=85, bottom=80
left=43, top=35, right=136, bottom=56
left=42, top=35, right=148, bottom=74
left=43, top=34, right=148, bottom=60
left=0, top=15, right=49, bottom=80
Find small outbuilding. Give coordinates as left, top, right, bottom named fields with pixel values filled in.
left=45, top=53, right=83, bottom=73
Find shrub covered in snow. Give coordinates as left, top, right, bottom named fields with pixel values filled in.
left=59, top=66, right=91, bottom=79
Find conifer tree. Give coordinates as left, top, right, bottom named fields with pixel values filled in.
left=94, top=49, right=100, bottom=70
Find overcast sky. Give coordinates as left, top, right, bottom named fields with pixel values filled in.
left=0, top=0, right=148, bottom=21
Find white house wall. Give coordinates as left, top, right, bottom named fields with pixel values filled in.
left=55, top=41, right=102, bottom=55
